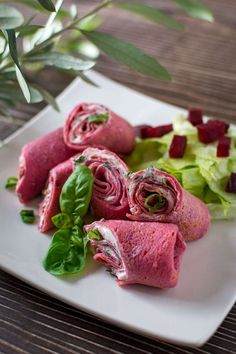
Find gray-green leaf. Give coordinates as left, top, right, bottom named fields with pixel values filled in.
left=0, top=5, right=24, bottom=30
left=172, top=0, right=214, bottom=22
left=117, top=2, right=184, bottom=31
left=27, top=52, right=95, bottom=71
left=34, top=85, right=59, bottom=111
left=6, top=29, right=31, bottom=102
left=37, top=0, right=56, bottom=12
left=81, top=31, right=171, bottom=81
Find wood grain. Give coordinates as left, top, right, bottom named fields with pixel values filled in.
left=0, top=0, right=236, bottom=353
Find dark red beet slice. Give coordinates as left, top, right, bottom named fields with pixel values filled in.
left=210, top=119, right=230, bottom=134
left=217, top=137, right=231, bottom=157
left=134, top=125, right=151, bottom=138
left=169, top=135, right=187, bottom=158
left=188, top=108, right=203, bottom=126
left=225, top=173, right=236, bottom=193
left=197, top=120, right=225, bottom=144
left=141, top=124, right=173, bottom=139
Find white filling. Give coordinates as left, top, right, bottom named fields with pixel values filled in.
left=94, top=225, right=127, bottom=280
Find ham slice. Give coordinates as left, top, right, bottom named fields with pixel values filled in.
left=63, top=103, right=135, bottom=154
left=126, top=168, right=210, bottom=241
left=78, top=147, right=130, bottom=219
left=16, top=128, right=76, bottom=203
left=85, top=220, right=186, bottom=288
left=39, top=159, right=74, bottom=232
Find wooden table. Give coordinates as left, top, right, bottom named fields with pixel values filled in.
left=1, top=1, right=236, bottom=353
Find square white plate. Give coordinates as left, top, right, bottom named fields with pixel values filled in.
left=0, top=71, right=236, bottom=347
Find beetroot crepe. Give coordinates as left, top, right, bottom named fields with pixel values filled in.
left=16, top=128, right=76, bottom=203
left=39, top=159, right=74, bottom=232
left=126, top=168, right=210, bottom=241
left=63, top=103, right=135, bottom=154
left=85, top=220, right=186, bottom=288
left=78, top=147, right=130, bottom=219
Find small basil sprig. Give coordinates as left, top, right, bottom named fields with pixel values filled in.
left=43, top=164, right=93, bottom=276
left=5, top=177, right=18, bottom=189
left=20, top=209, right=35, bottom=224
left=87, top=112, right=109, bottom=124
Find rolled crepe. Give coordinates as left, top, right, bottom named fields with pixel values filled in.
left=16, top=128, right=76, bottom=203
left=85, top=220, right=186, bottom=288
left=39, top=159, right=74, bottom=232
left=126, top=168, right=210, bottom=241
left=78, top=147, right=130, bottom=219
left=63, top=103, right=135, bottom=154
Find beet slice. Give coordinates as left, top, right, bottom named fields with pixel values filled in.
left=210, top=119, right=230, bottom=134
left=225, top=173, right=236, bottom=193
left=134, top=125, right=151, bottom=138
left=197, top=120, right=225, bottom=144
left=188, top=108, right=203, bottom=126
left=141, top=124, right=173, bottom=139
left=217, top=137, right=231, bottom=157
left=169, top=135, right=187, bottom=158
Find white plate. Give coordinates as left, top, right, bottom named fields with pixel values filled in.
left=0, top=71, right=236, bottom=347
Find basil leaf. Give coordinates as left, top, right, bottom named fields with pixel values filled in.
left=117, top=3, right=184, bottom=31
left=43, top=226, right=88, bottom=275
left=5, top=177, right=18, bottom=189
left=60, top=164, right=93, bottom=220
left=52, top=212, right=72, bottom=229
left=87, top=230, right=102, bottom=240
left=20, top=209, right=35, bottom=224
left=88, top=112, right=109, bottom=124
left=81, top=30, right=171, bottom=81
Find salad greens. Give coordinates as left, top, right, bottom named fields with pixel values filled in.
left=43, top=164, right=94, bottom=276
left=126, top=115, right=236, bottom=219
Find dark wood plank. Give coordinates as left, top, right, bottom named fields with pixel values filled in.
left=0, top=1, right=236, bottom=353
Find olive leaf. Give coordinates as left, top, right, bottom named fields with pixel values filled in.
left=27, top=52, right=95, bottom=71
left=0, top=5, right=24, bottom=30
left=172, top=0, right=214, bottom=22
left=81, top=30, right=171, bottom=81
left=117, top=2, right=184, bottom=31
left=6, top=29, right=31, bottom=103
left=37, top=0, right=56, bottom=12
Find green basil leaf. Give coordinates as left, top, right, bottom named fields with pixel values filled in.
left=27, top=52, right=95, bottom=72
left=88, top=112, right=109, bottom=124
left=5, top=177, right=18, bottom=189
left=81, top=31, right=171, bottom=81
left=43, top=227, right=87, bottom=275
left=0, top=5, right=24, bottom=30
left=117, top=2, right=184, bottom=31
left=5, top=29, right=31, bottom=103
left=52, top=212, right=72, bottom=229
left=87, top=230, right=102, bottom=240
left=60, top=164, right=93, bottom=220
left=172, top=0, right=214, bottom=22
left=37, top=0, right=56, bottom=12
left=20, top=209, right=35, bottom=224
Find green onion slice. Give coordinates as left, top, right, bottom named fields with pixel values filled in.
left=20, top=209, right=35, bottom=224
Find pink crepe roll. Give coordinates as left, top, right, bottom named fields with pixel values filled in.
left=63, top=103, right=135, bottom=154
left=126, top=168, right=210, bottom=241
left=78, top=147, right=130, bottom=219
left=39, top=159, right=74, bottom=233
left=85, top=220, right=186, bottom=288
left=16, top=128, right=76, bottom=203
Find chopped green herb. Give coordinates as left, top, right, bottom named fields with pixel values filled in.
left=88, top=112, right=109, bottom=124
left=88, top=229, right=102, bottom=240
left=144, top=193, right=166, bottom=212
left=20, top=209, right=35, bottom=224
left=5, top=177, right=18, bottom=189
left=74, top=155, right=86, bottom=164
